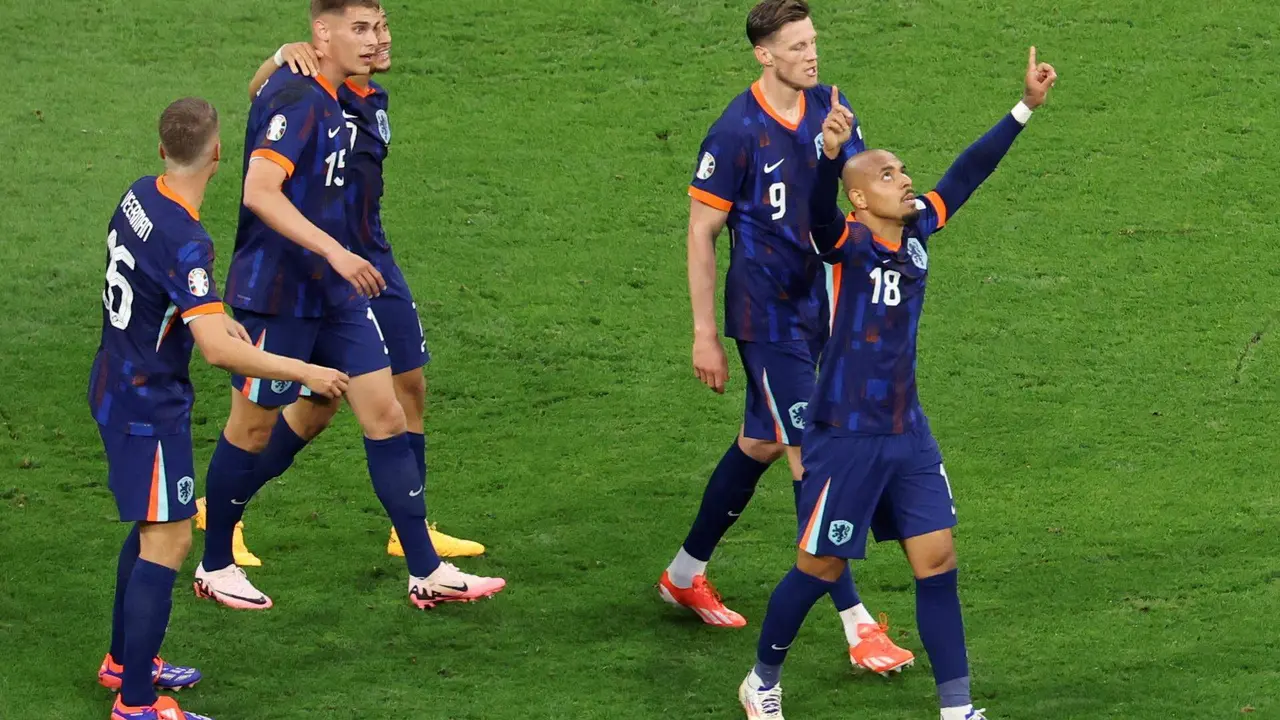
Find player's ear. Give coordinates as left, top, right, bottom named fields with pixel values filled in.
left=212, top=141, right=221, bottom=163
left=847, top=187, right=864, bottom=210
left=753, top=44, right=773, bottom=68
left=158, top=143, right=167, bottom=162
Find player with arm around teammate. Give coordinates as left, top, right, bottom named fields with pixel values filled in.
left=196, top=8, right=485, bottom=568
left=91, top=97, right=348, bottom=720
left=193, top=0, right=503, bottom=613
left=738, top=48, right=1057, bottom=720
left=661, top=0, right=914, bottom=676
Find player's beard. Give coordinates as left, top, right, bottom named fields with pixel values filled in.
left=902, top=208, right=921, bottom=224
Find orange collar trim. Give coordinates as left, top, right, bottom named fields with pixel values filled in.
left=751, top=80, right=803, bottom=131
left=155, top=176, right=199, bottom=221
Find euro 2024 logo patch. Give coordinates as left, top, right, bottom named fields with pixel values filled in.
left=187, top=268, right=209, bottom=297
left=828, top=520, right=854, bottom=546
left=266, top=114, right=287, bottom=142
left=177, top=476, right=195, bottom=505
left=696, top=152, right=715, bottom=180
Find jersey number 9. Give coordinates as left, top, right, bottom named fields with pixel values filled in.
left=768, top=182, right=786, bottom=220
left=103, top=229, right=136, bottom=330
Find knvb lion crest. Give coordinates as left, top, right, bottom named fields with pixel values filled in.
left=271, top=380, right=293, bottom=394
left=907, top=237, right=928, bottom=270
left=789, top=401, right=808, bottom=430
left=828, top=520, right=854, bottom=546
left=177, top=476, right=195, bottom=505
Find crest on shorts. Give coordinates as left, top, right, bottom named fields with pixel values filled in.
left=266, top=114, right=288, bottom=142
left=271, top=380, right=293, bottom=394
left=696, top=152, right=716, bottom=180
left=813, top=132, right=824, bottom=158
left=907, top=237, right=928, bottom=270
left=789, top=401, right=808, bottom=430
left=828, top=520, right=854, bottom=546
left=187, top=268, right=209, bottom=297
left=376, top=109, right=391, bottom=144
left=177, top=476, right=195, bottom=505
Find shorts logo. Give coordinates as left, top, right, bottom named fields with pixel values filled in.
left=271, top=380, right=293, bottom=394
left=828, top=520, right=854, bottom=546
left=177, top=476, right=195, bottom=505
left=813, top=132, right=824, bottom=158
left=789, top=401, right=808, bottom=430
left=266, top=114, right=288, bottom=142
left=907, top=237, right=928, bottom=270
left=696, top=152, right=716, bottom=180
left=376, top=109, right=391, bottom=144
left=187, top=268, right=209, bottom=297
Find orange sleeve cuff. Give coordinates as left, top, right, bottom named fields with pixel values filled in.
left=925, top=191, right=948, bottom=228
left=250, top=148, right=296, bottom=179
left=181, top=302, right=225, bottom=323
left=688, top=186, right=733, bottom=212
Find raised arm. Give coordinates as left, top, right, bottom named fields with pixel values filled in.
left=248, top=43, right=320, bottom=100
left=811, top=85, right=855, bottom=255
left=933, top=47, right=1057, bottom=218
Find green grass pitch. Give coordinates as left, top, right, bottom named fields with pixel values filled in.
left=3, top=0, right=1280, bottom=717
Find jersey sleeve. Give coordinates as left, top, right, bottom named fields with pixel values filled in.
left=155, top=232, right=224, bottom=323
left=687, top=126, right=749, bottom=212
left=249, top=87, right=317, bottom=179
left=914, top=192, right=949, bottom=238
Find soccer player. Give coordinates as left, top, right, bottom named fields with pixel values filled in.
left=91, top=97, right=349, bottom=720
left=661, top=0, right=913, bottom=675
left=737, top=48, right=1058, bottom=720
left=194, top=0, right=504, bottom=611
left=194, top=9, right=486, bottom=566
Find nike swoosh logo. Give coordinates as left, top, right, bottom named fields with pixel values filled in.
left=771, top=643, right=792, bottom=651
left=342, top=111, right=357, bottom=119
left=728, top=511, right=742, bottom=517
left=328, top=127, right=341, bottom=138
left=409, top=486, right=424, bottom=497
left=210, top=587, right=269, bottom=605
left=438, top=583, right=468, bottom=592
left=231, top=498, right=248, bottom=505
left=764, top=159, right=785, bottom=173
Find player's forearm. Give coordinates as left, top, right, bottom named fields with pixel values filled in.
left=202, top=331, right=311, bottom=384
left=687, top=230, right=720, bottom=339
left=935, top=107, right=1028, bottom=212
left=248, top=56, right=278, bottom=99
left=809, top=156, right=846, bottom=252
left=243, top=187, right=346, bottom=262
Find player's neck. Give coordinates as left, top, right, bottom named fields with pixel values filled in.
left=159, top=171, right=208, bottom=214
left=757, top=72, right=804, bottom=122
left=317, top=58, right=353, bottom=93
left=858, top=214, right=905, bottom=245
left=349, top=74, right=371, bottom=89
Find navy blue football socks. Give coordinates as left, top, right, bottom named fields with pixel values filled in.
left=366, top=434, right=440, bottom=578
left=916, top=569, right=971, bottom=708
left=200, top=435, right=259, bottom=572
left=682, top=441, right=771, bottom=561
left=253, top=414, right=309, bottom=488
left=119, top=559, right=176, bottom=708
left=754, top=566, right=837, bottom=687
left=109, top=524, right=141, bottom=662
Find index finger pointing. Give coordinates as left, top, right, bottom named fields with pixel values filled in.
left=831, top=84, right=840, bottom=109
left=1028, top=46, right=1037, bottom=71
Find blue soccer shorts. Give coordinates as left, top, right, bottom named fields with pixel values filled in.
left=368, top=292, right=429, bottom=376
left=97, top=426, right=199, bottom=523
left=230, top=303, right=391, bottom=408
left=736, top=338, right=824, bottom=447
left=796, top=422, right=957, bottom=559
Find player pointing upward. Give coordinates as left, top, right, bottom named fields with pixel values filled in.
left=662, top=0, right=913, bottom=676
left=738, top=47, right=1058, bottom=720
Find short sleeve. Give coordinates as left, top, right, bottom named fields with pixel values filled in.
left=249, top=89, right=317, bottom=179
left=156, top=233, right=224, bottom=323
left=687, top=127, right=749, bottom=212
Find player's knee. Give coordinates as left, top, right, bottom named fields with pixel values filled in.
left=738, top=435, right=785, bottom=464
left=285, top=397, right=339, bottom=440
left=796, top=549, right=846, bottom=581
left=138, top=520, right=193, bottom=569
left=393, top=371, right=426, bottom=417
left=910, top=544, right=957, bottom=579
left=362, top=398, right=408, bottom=439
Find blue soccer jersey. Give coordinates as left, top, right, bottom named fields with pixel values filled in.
left=338, top=78, right=392, bottom=261
left=89, top=176, right=225, bottom=436
left=688, top=81, right=864, bottom=343
left=807, top=108, right=1031, bottom=435
left=225, top=68, right=354, bottom=317
left=808, top=194, right=947, bottom=435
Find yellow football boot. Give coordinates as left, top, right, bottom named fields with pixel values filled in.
left=388, top=523, right=485, bottom=558
left=194, top=497, right=262, bottom=567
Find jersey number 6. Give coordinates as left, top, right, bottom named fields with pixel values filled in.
left=103, top=229, right=136, bottom=330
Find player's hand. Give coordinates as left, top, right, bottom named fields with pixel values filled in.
left=692, top=333, right=729, bottom=394
left=330, top=249, right=386, bottom=298
left=280, top=42, right=321, bottom=77
left=223, top=315, right=253, bottom=343
left=821, top=85, right=855, bottom=160
left=301, top=365, right=350, bottom=399
left=1022, top=46, right=1057, bottom=110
